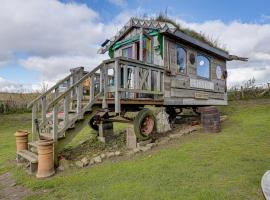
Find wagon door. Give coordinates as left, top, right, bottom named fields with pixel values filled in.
left=168, top=42, right=177, bottom=75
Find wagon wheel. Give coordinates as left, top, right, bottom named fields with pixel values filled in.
left=134, top=109, right=155, bottom=141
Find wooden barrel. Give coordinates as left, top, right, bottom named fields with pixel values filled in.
left=200, top=106, right=221, bottom=133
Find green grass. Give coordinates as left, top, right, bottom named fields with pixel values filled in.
left=1, top=100, right=270, bottom=199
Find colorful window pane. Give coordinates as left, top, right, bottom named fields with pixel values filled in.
left=122, top=47, right=133, bottom=58
left=143, top=37, right=151, bottom=63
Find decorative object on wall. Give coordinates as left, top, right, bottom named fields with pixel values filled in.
left=216, top=65, right=222, bottom=79
left=189, top=53, right=195, bottom=65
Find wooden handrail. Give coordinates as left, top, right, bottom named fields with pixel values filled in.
left=46, top=59, right=114, bottom=109
left=27, top=68, right=81, bottom=108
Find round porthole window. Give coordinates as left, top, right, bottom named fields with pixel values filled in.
left=216, top=65, right=222, bottom=79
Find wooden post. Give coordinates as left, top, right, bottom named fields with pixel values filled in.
left=63, top=94, right=69, bottom=127
left=123, top=65, right=128, bottom=98
left=100, top=67, right=103, bottom=93
left=148, top=69, right=151, bottom=91
left=90, top=75, right=95, bottom=102
left=41, top=97, right=46, bottom=123
left=114, top=59, right=120, bottom=113
left=157, top=70, right=161, bottom=92
left=52, top=88, right=59, bottom=142
left=31, top=104, right=37, bottom=142
left=139, top=28, right=143, bottom=62
left=102, top=66, right=108, bottom=109
left=76, top=84, right=82, bottom=114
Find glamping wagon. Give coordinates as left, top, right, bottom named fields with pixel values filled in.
left=21, top=17, right=247, bottom=166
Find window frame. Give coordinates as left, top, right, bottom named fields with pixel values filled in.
left=196, top=53, right=211, bottom=80
left=121, top=44, right=134, bottom=59
left=176, top=44, right=187, bottom=75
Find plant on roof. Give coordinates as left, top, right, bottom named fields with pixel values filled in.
left=153, top=14, right=228, bottom=53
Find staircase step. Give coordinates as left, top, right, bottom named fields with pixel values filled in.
left=40, top=133, right=53, bottom=140
left=28, top=141, right=38, bottom=148
left=17, top=150, right=38, bottom=163
left=28, top=142, right=38, bottom=154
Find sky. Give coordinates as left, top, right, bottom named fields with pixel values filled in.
left=0, top=0, right=270, bottom=92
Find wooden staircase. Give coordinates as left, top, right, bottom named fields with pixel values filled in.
left=19, top=57, right=165, bottom=170
left=20, top=62, right=107, bottom=168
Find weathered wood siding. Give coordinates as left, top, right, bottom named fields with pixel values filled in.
left=163, top=36, right=227, bottom=105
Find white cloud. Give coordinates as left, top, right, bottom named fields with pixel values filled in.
left=1, top=1, right=270, bottom=91
left=0, top=0, right=105, bottom=63
left=173, top=18, right=270, bottom=86
left=20, top=55, right=107, bottom=81
left=0, top=77, right=41, bottom=93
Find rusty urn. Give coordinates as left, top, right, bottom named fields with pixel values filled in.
left=14, top=130, right=29, bottom=152
left=36, top=139, right=55, bottom=178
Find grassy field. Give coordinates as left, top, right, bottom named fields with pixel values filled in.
left=1, top=99, right=270, bottom=199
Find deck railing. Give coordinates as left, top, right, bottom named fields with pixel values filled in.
left=28, top=57, right=165, bottom=142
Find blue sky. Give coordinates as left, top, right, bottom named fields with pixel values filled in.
left=70, top=0, right=270, bottom=23
left=0, top=0, right=270, bottom=91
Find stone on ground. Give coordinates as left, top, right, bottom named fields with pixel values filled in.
left=81, top=157, right=89, bottom=167
left=75, top=161, right=84, bottom=168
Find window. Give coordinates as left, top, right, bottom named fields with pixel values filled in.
left=176, top=46, right=186, bottom=73
left=122, top=47, right=133, bottom=58
left=196, top=55, right=210, bottom=79
left=143, top=37, right=151, bottom=64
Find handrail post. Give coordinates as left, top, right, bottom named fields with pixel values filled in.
left=114, top=59, right=120, bottom=113
left=135, top=67, right=140, bottom=98
left=148, top=69, right=152, bottom=91
left=123, top=64, right=128, bottom=98
left=41, top=97, right=46, bottom=124
left=90, top=75, right=95, bottom=102
left=31, top=104, right=37, bottom=142
left=76, top=84, right=82, bottom=114
left=157, top=70, right=161, bottom=92
left=52, top=87, right=59, bottom=141
left=64, top=93, right=70, bottom=127
left=102, top=65, right=108, bottom=109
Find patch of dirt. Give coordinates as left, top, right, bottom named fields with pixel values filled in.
left=0, top=172, right=32, bottom=200
left=0, top=172, right=48, bottom=200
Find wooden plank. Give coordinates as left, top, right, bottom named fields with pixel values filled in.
left=17, top=150, right=38, bottom=163
left=170, top=88, right=224, bottom=99
left=119, top=88, right=163, bottom=95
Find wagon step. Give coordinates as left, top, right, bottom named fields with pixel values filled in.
left=28, top=141, right=38, bottom=153
left=17, top=150, right=38, bottom=174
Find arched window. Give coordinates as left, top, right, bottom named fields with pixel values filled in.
left=196, top=55, right=210, bottom=79
left=176, top=45, right=186, bottom=73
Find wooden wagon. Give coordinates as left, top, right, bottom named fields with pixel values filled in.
left=22, top=17, right=247, bottom=165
